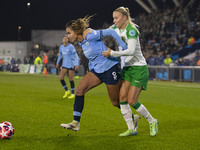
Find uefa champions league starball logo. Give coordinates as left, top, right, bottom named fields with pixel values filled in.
left=0, top=121, right=15, bottom=139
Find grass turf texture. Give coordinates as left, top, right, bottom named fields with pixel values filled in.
left=0, top=72, right=200, bottom=150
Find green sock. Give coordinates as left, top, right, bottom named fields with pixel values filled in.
left=131, top=101, right=141, bottom=110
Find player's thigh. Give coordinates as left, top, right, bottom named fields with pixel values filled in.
left=106, top=81, right=121, bottom=106
left=106, top=80, right=122, bottom=101
left=68, top=70, right=74, bottom=81
left=120, top=80, right=131, bottom=102
left=76, top=72, right=102, bottom=95
left=59, top=68, right=68, bottom=80
left=128, top=86, right=142, bottom=105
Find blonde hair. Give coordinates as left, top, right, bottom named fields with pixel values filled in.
left=65, top=15, right=94, bottom=35
left=114, top=7, right=139, bottom=34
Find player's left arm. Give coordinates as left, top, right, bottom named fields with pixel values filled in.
left=86, top=29, right=128, bottom=51
left=101, top=29, right=127, bottom=50
left=72, top=47, right=80, bottom=67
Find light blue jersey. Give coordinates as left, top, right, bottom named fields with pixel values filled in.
left=79, top=29, right=127, bottom=73
left=57, top=43, right=79, bottom=68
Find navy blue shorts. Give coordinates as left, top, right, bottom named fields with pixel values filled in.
left=91, top=64, right=121, bottom=85
left=62, top=66, right=74, bottom=71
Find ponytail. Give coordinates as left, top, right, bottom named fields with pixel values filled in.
left=65, top=15, right=95, bottom=35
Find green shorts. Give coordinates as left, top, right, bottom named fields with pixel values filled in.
left=121, top=65, right=149, bottom=90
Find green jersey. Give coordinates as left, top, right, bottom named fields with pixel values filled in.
left=110, top=23, right=147, bottom=67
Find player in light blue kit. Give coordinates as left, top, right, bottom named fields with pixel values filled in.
left=56, top=35, right=79, bottom=99
left=60, top=15, right=130, bottom=131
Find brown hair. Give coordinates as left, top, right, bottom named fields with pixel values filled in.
left=65, top=15, right=94, bottom=35
left=114, top=7, right=139, bottom=34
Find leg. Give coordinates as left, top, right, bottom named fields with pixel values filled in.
left=59, top=68, right=68, bottom=81
left=68, top=70, right=75, bottom=97
left=74, top=72, right=102, bottom=121
left=59, top=68, right=71, bottom=98
left=118, top=80, right=138, bottom=136
left=56, top=68, right=58, bottom=76
left=127, top=86, right=142, bottom=106
left=76, top=72, right=102, bottom=96
left=44, top=65, right=47, bottom=77
left=61, top=72, right=102, bottom=131
left=74, top=72, right=102, bottom=122
left=106, top=81, right=121, bottom=108
left=128, top=86, right=158, bottom=136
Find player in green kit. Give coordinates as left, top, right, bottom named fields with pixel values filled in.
left=102, top=7, right=158, bottom=136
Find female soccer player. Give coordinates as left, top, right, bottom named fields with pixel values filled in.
left=102, top=7, right=158, bottom=136
left=56, top=35, right=79, bottom=99
left=43, top=52, right=48, bottom=77
left=60, top=15, right=136, bottom=132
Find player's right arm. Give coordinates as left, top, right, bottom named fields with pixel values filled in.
left=102, top=39, right=137, bottom=57
left=56, top=46, right=62, bottom=69
left=102, top=26, right=139, bottom=57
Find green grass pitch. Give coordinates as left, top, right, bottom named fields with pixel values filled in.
left=0, top=72, right=200, bottom=150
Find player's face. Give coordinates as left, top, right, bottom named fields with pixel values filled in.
left=113, top=11, right=127, bottom=29
left=66, top=27, right=78, bottom=43
left=62, top=37, right=68, bottom=45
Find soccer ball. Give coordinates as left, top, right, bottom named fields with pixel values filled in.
left=0, top=121, right=15, bottom=139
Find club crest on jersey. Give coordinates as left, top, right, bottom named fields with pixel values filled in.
left=121, top=36, right=126, bottom=43
left=129, top=30, right=135, bottom=36
left=86, top=42, right=89, bottom=46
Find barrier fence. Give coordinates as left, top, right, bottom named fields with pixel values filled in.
left=1, top=64, right=200, bottom=83
left=0, top=64, right=85, bottom=76
left=148, top=66, right=200, bottom=83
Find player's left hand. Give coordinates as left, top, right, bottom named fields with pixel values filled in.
left=102, top=47, right=111, bottom=58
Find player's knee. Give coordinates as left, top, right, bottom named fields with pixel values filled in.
left=59, top=75, right=64, bottom=80
left=76, top=86, right=85, bottom=96
left=113, top=103, right=120, bottom=108
left=128, top=99, right=138, bottom=106
left=69, top=77, right=73, bottom=81
left=110, top=99, right=120, bottom=107
left=120, top=95, right=127, bottom=102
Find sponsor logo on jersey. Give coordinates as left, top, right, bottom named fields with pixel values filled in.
left=129, top=30, right=135, bottom=36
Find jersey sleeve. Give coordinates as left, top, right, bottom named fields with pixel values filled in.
left=71, top=45, right=80, bottom=66
left=73, top=53, right=80, bottom=66
left=110, top=39, right=137, bottom=57
left=86, top=29, right=102, bottom=41
left=86, top=28, right=128, bottom=50
left=126, top=25, right=139, bottom=39
left=56, top=46, right=62, bottom=64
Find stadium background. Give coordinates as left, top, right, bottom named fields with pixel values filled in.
left=0, top=1, right=200, bottom=149
left=0, top=0, right=200, bottom=81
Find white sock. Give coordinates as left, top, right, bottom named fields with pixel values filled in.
left=120, top=104, right=134, bottom=130
left=136, top=104, right=155, bottom=124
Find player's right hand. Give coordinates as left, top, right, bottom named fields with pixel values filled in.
left=56, top=64, right=59, bottom=69
left=83, top=28, right=91, bottom=39
left=102, top=47, right=111, bottom=58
